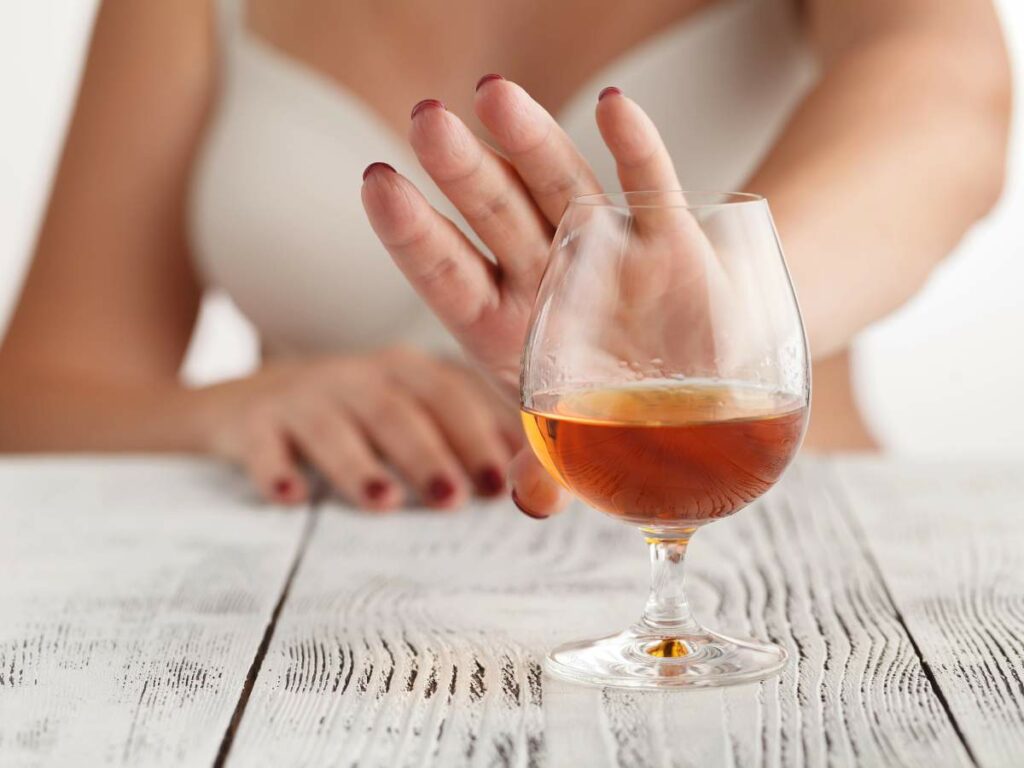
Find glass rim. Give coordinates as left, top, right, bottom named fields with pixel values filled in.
left=570, top=190, right=765, bottom=210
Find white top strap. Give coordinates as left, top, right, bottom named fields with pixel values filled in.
left=213, top=0, right=246, bottom=48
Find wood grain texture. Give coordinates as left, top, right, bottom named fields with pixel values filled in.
left=0, top=458, right=307, bottom=767
left=230, top=459, right=972, bottom=767
left=835, top=459, right=1024, bottom=768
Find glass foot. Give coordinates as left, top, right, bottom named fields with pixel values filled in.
left=545, top=624, right=787, bottom=689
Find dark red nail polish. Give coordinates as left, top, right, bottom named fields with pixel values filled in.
left=410, top=98, right=445, bottom=120
left=598, top=86, right=623, bottom=102
left=362, top=162, right=395, bottom=181
left=273, top=478, right=293, bottom=498
left=512, top=489, right=548, bottom=520
left=364, top=478, right=390, bottom=501
left=475, top=73, right=504, bottom=92
left=475, top=465, right=505, bottom=497
left=427, top=475, right=456, bottom=503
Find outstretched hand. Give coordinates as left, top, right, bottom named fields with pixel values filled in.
left=362, top=78, right=696, bottom=519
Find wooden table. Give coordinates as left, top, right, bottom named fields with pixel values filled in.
left=2, top=457, right=1022, bottom=767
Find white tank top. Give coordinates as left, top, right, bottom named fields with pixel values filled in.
left=188, top=0, right=816, bottom=359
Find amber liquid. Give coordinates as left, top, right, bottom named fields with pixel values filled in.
left=521, top=382, right=807, bottom=529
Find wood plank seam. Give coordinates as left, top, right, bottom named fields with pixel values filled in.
left=824, top=460, right=981, bottom=768
left=0, top=458, right=313, bottom=766
left=213, top=507, right=322, bottom=767
left=220, top=462, right=976, bottom=765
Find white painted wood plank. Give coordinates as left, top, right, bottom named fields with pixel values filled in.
left=834, top=458, right=1024, bottom=768
left=0, top=457, right=308, bottom=767
left=230, top=459, right=970, bottom=767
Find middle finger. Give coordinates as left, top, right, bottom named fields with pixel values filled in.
left=409, top=98, right=552, bottom=286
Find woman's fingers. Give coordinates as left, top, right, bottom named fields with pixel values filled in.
left=362, top=164, right=499, bottom=336
left=243, top=413, right=309, bottom=505
left=344, top=384, right=469, bottom=509
left=409, top=100, right=552, bottom=287
left=247, top=365, right=562, bottom=516
left=595, top=86, right=719, bottom=313
left=508, top=448, right=573, bottom=519
left=386, top=351, right=512, bottom=498
left=475, top=77, right=602, bottom=225
left=284, top=400, right=404, bottom=511
left=362, top=165, right=528, bottom=390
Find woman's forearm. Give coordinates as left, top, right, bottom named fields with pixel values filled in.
left=0, top=373, right=211, bottom=453
left=748, top=27, right=1011, bottom=358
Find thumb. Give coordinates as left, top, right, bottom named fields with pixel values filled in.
left=508, top=447, right=572, bottom=519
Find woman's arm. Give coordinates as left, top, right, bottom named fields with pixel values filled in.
left=360, top=0, right=1012, bottom=514
left=0, top=1, right=516, bottom=509
left=0, top=0, right=215, bottom=450
left=749, top=0, right=1011, bottom=358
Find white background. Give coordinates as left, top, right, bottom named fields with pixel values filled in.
left=1, top=1, right=1023, bottom=456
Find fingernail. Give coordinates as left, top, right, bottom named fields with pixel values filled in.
left=475, top=73, right=504, bottom=92
left=362, top=162, right=395, bottom=181
left=475, top=465, right=505, bottom=497
left=427, top=475, right=456, bottom=503
left=598, top=86, right=623, bottom=102
left=410, top=98, right=445, bottom=120
left=364, top=478, right=390, bottom=501
left=512, top=489, right=548, bottom=520
left=273, top=477, right=293, bottom=498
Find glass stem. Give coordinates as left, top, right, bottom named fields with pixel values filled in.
left=640, top=532, right=701, bottom=635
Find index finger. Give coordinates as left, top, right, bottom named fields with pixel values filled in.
left=475, top=77, right=602, bottom=225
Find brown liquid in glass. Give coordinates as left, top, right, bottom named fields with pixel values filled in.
left=521, top=383, right=807, bottom=529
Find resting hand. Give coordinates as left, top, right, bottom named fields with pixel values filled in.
left=201, top=346, right=517, bottom=510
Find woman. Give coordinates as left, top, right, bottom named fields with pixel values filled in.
left=0, top=0, right=1010, bottom=515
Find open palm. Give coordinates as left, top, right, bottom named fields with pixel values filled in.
left=361, top=79, right=719, bottom=515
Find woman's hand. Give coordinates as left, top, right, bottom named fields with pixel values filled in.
left=361, top=80, right=689, bottom=518
left=199, top=345, right=517, bottom=509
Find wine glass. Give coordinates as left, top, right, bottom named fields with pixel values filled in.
left=520, top=190, right=809, bottom=689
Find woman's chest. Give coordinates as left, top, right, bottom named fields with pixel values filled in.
left=246, top=0, right=717, bottom=135
left=190, top=0, right=816, bottom=356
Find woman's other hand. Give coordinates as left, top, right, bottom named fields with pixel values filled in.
left=200, top=345, right=517, bottom=509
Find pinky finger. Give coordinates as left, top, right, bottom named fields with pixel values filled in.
left=595, top=88, right=679, bottom=194
left=244, top=421, right=309, bottom=505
